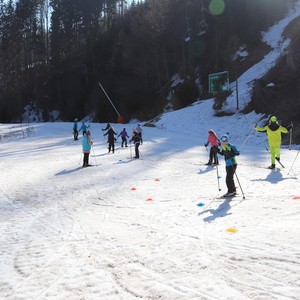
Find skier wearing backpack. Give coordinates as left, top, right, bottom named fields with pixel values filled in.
left=117, top=128, right=130, bottom=147
left=217, top=135, right=240, bottom=197
left=82, top=130, right=93, bottom=167
left=255, top=116, right=289, bottom=169
left=204, top=129, right=219, bottom=165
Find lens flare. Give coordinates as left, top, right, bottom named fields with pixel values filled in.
left=209, top=0, right=225, bottom=16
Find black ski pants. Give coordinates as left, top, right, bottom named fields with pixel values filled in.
left=83, top=152, right=90, bottom=166
left=209, top=146, right=219, bottom=164
left=134, top=142, right=140, bottom=158
left=225, top=164, right=237, bottom=193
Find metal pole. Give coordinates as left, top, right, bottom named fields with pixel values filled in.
left=288, top=149, right=300, bottom=175
left=216, top=163, right=221, bottom=191
left=98, top=82, right=121, bottom=117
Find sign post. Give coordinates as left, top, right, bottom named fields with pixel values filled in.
left=209, top=71, right=229, bottom=95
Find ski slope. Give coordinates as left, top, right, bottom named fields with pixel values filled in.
left=1, top=1, right=300, bottom=299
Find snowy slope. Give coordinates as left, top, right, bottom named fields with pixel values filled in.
left=1, top=2, right=300, bottom=299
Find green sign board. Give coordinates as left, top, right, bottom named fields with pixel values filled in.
left=209, top=71, right=229, bottom=94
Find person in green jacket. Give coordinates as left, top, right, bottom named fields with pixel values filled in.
left=255, top=116, right=288, bottom=169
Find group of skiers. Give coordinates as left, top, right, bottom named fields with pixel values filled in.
left=73, top=119, right=143, bottom=167
left=204, top=115, right=292, bottom=197
left=74, top=115, right=293, bottom=196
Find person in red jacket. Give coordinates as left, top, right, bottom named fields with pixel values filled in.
left=204, top=129, right=220, bottom=165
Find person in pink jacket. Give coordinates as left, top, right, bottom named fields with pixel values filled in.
left=204, top=129, right=220, bottom=165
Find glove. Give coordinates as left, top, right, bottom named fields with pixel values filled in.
left=204, top=143, right=208, bottom=147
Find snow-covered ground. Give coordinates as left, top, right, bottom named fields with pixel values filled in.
left=1, top=2, right=300, bottom=299
left=0, top=117, right=300, bottom=300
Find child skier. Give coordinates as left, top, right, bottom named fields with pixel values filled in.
left=217, top=135, right=240, bottom=197
left=254, top=116, right=289, bottom=169
left=118, top=128, right=130, bottom=147
left=73, top=118, right=79, bottom=140
left=130, top=131, right=142, bottom=159
left=79, top=121, right=90, bottom=135
left=82, top=130, right=93, bottom=167
left=204, top=129, right=219, bottom=165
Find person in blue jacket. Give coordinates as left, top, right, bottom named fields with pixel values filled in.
left=217, top=134, right=240, bottom=197
left=79, top=121, right=90, bottom=135
left=82, top=130, right=93, bottom=167
left=117, top=128, right=130, bottom=147
left=73, top=118, right=79, bottom=140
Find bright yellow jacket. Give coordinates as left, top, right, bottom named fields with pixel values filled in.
left=255, top=123, right=288, bottom=147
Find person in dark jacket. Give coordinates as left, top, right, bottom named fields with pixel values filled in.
left=104, top=126, right=117, bottom=153
left=130, top=131, right=142, bottom=158
left=102, top=123, right=111, bottom=132
left=118, top=128, right=130, bottom=147
left=217, top=134, right=240, bottom=197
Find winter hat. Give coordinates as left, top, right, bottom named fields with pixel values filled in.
left=86, top=130, right=91, bottom=135
left=270, top=116, right=277, bottom=122
left=220, top=135, right=229, bottom=143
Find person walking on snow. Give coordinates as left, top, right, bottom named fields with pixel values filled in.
left=254, top=116, right=290, bottom=169
left=104, top=126, right=117, bottom=153
left=204, top=129, right=219, bottom=165
left=130, top=131, right=142, bottom=158
left=118, top=128, right=130, bottom=147
left=82, top=130, right=93, bottom=167
left=73, top=118, right=79, bottom=140
left=217, top=135, right=240, bottom=197
left=79, top=121, right=90, bottom=135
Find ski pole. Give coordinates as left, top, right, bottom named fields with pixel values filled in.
left=234, top=171, right=245, bottom=199
left=91, top=144, right=98, bottom=166
left=289, top=122, right=293, bottom=150
left=129, top=142, right=132, bottom=158
left=216, top=163, right=221, bottom=191
left=239, top=126, right=255, bottom=151
left=287, top=149, right=300, bottom=175
left=79, top=152, right=83, bottom=166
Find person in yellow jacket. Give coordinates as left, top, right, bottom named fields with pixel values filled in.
left=255, top=116, right=288, bottom=169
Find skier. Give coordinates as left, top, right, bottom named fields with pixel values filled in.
left=104, top=126, right=117, bottom=153
left=117, top=128, right=130, bottom=147
left=217, top=135, right=240, bottom=197
left=73, top=118, right=79, bottom=140
left=254, top=116, right=289, bottom=169
left=102, top=123, right=111, bottom=132
left=204, top=129, right=219, bottom=165
left=130, top=131, right=142, bottom=159
left=82, top=130, right=93, bottom=167
left=135, top=124, right=143, bottom=144
left=79, top=121, right=90, bottom=135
